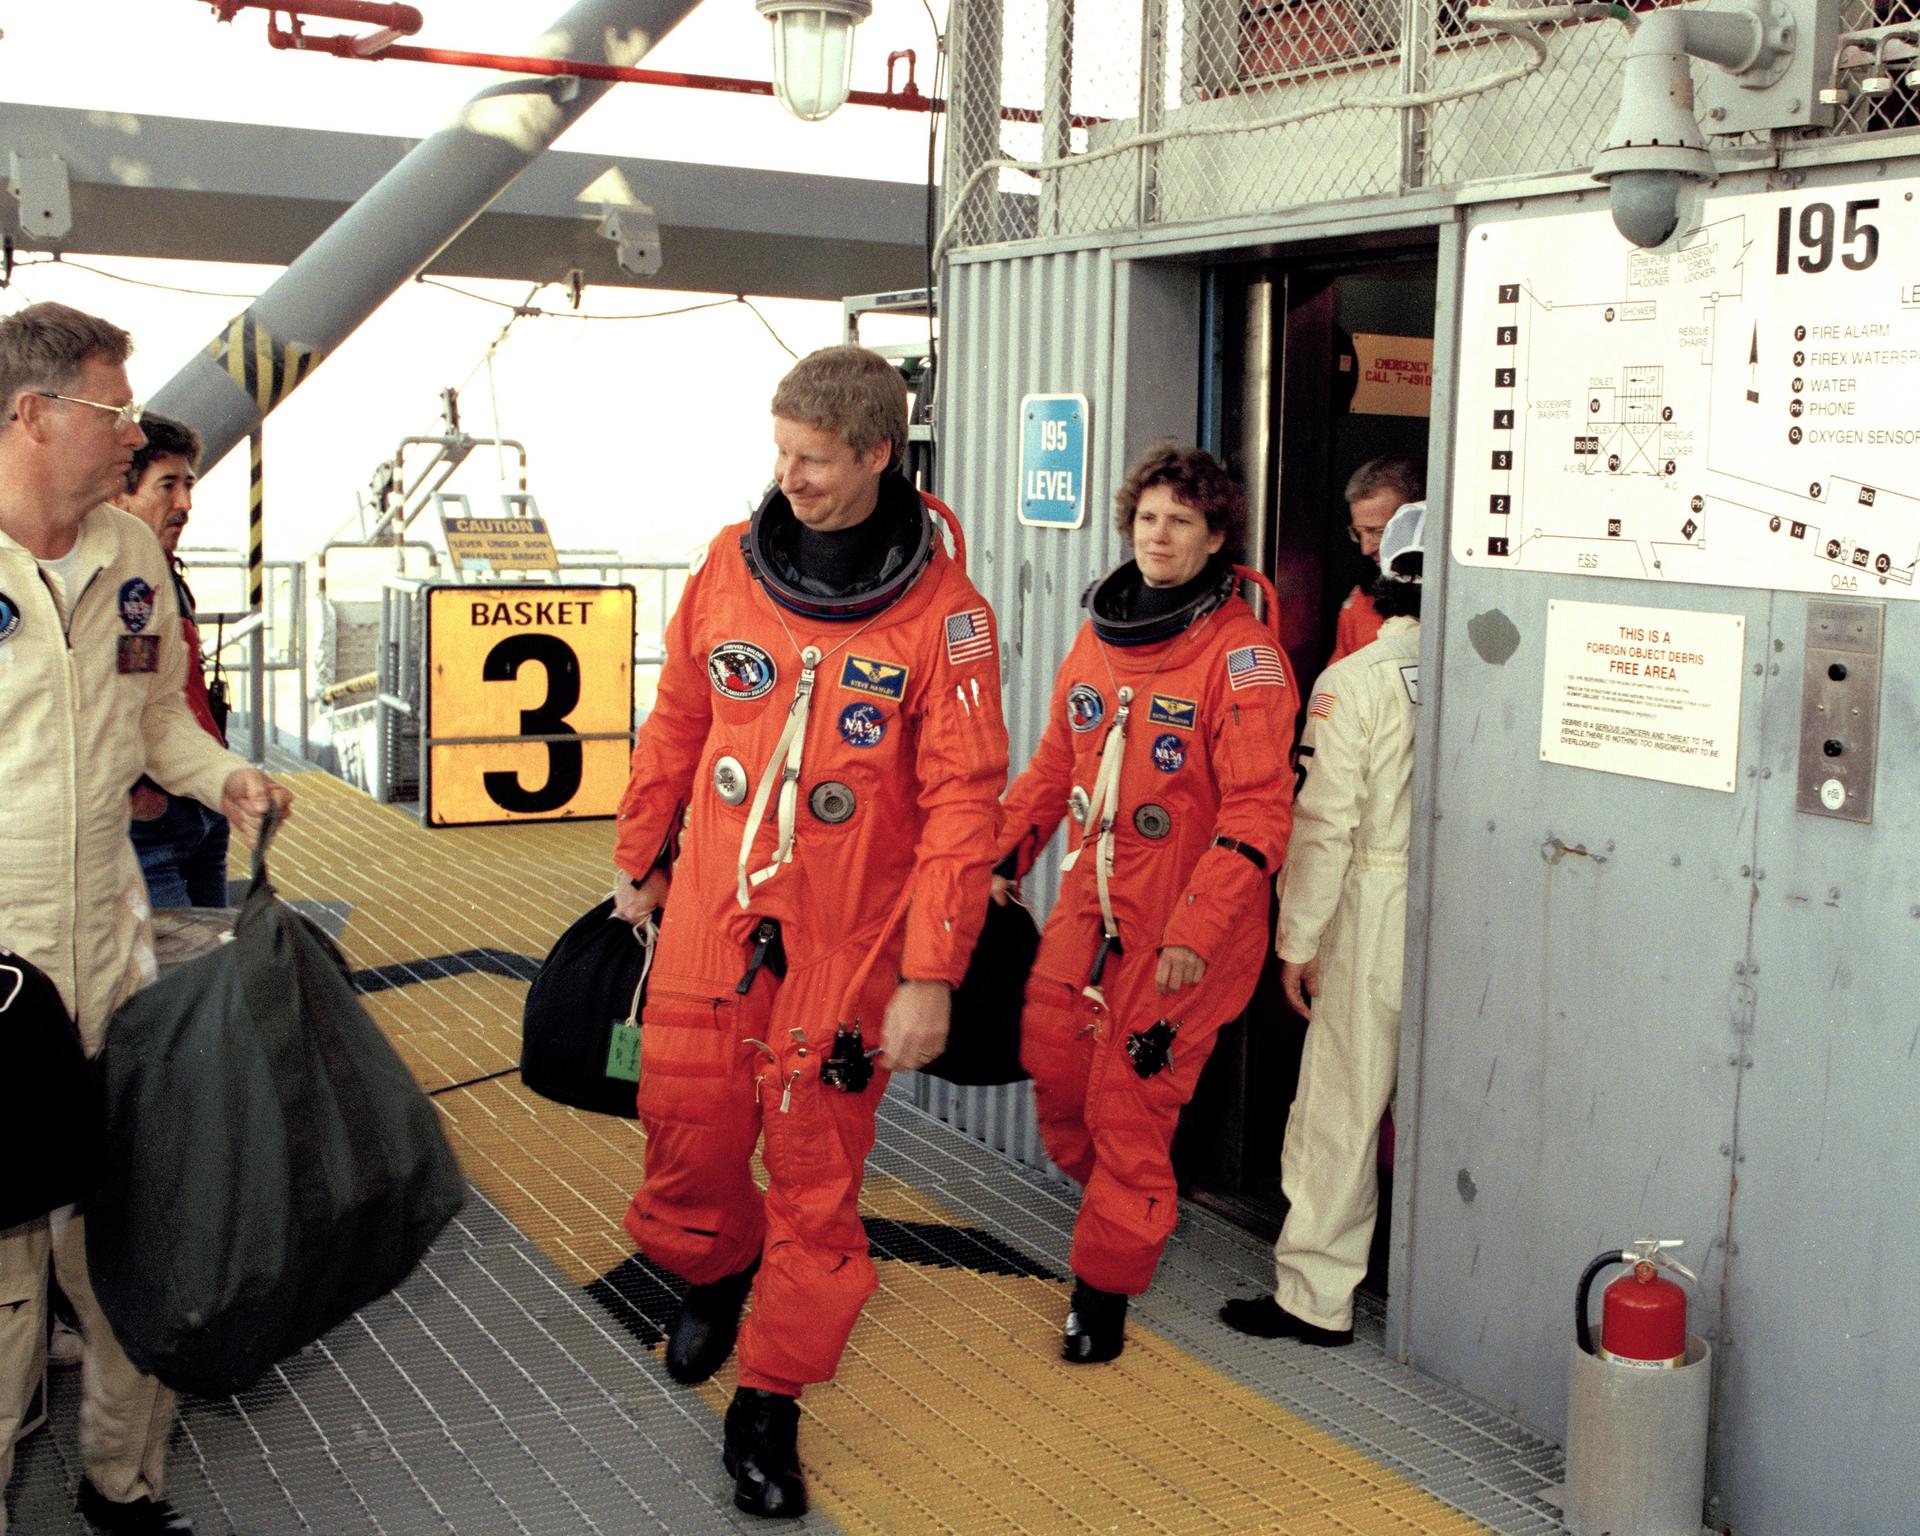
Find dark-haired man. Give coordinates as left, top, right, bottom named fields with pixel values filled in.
left=1330, top=456, right=1424, bottom=662
left=113, top=413, right=231, bottom=909
left=0, top=301, right=291, bottom=1536
left=611, top=345, right=1007, bottom=1518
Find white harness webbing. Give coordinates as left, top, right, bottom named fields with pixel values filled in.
left=737, top=644, right=822, bottom=909
left=1059, top=684, right=1132, bottom=952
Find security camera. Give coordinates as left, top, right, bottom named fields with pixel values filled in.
left=1591, top=0, right=1797, bottom=248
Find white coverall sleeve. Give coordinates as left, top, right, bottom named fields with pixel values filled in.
left=141, top=561, right=252, bottom=809
left=1275, top=668, right=1370, bottom=966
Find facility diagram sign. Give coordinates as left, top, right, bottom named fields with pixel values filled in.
left=425, top=584, right=634, bottom=827
left=1457, top=180, right=1920, bottom=598
left=1540, top=600, right=1746, bottom=792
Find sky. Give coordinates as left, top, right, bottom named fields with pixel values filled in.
left=1, top=0, right=948, bottom=578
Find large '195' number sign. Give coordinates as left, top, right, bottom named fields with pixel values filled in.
left=425, top=585, right=635, bottom=827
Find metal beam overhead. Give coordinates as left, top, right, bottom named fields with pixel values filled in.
left=0, top=102, right=930, bottom=301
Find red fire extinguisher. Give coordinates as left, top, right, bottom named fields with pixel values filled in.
left=1575, top=1238, right=1696, bottom=1368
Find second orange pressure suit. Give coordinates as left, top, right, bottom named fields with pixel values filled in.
left=614, top=479, right=1008, bottom=1397
left=998, top=564, right=1297, bottom=1295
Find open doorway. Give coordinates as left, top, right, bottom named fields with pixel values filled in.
left=1173, top=243, right=1437, bottom=1298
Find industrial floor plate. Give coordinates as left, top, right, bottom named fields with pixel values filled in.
left=7, top=772, right=1571, bottom=1535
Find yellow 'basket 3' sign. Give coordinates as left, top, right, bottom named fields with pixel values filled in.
left=424, top=585, right=636, bottom=827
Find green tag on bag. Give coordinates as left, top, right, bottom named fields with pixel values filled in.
left=605, top=1021, right=641, bottom=1083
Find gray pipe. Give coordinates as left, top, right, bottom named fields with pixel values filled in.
left=151, top=0, right=706, bottom=473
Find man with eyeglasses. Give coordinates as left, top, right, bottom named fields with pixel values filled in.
left=1330, top=456, right=1424, bottom=663
left=0, top=301, right=292, bottom=1536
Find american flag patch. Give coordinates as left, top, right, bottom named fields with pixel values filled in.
left=1225, top=643, right=1286, bottom=691
left=945, top=607, right=994, bottom=664
left=1308, top=692, right=1337, bottom=720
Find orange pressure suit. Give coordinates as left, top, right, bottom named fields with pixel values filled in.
left=1331, top=584, right=1384, bottom=662
left=614, top=478, right=1008, bottom=1396
left=998, top=563, right=1296, bottom=1295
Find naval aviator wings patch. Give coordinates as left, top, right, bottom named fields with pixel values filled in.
left=841, top=654, right=909, bottom=700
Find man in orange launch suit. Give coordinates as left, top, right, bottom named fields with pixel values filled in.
left=610, top=346, right=1008, bottom=1520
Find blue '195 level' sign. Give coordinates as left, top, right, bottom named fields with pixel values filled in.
left=1019, top=393, right=1089, bottom=529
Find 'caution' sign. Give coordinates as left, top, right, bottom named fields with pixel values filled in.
left=442, top=516, right=561, bottom=575
left=425, top=585, right=635, bottom=827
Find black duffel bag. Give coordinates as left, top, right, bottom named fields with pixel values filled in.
left=0, top=946, right=98, bottom=1229
left=87, top=815, right=466, bottom=1398
left=923, top=896, right=1039, bottom=1087
left=520, top=899, right=656, bottom=1118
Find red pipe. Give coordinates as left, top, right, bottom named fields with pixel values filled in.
left=253, top=8, right=1107, bottom=127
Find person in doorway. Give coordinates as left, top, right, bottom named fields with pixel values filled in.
left=1221, top=499, right=1425, bottom=1347
left=0, top=301, right=293, bottom=1536
left=1330, top=456, right=1423, bottom=662
left=610, top=345, right=1008, bottom=1520
left=113, top=413, right=232, bottom=909
left=992, top=442, right=1296, bottom=1364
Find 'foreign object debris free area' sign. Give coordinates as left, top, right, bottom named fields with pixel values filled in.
left=1540, top=599, right=1746, bottom=792
left=425, top=585, right=635, bottom=827
left=1019, top=393, right=1089, bottom=528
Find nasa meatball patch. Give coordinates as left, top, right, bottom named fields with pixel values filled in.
left=1067, top=682, right=1105, bottom=733
left=708, top=639, right=778, bottom=701
left=839, top=701, right=887, bottom=749
left=1151, top=733, right=1186, bottom=773
left=0, top=591, right=19, bottom=646
left=118, top=577, right=155, bottom=634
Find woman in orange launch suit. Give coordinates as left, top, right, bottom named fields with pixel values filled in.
left=994, top=443, right=1296, bottom=1363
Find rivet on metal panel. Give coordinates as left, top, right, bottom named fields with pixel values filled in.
left=1746, top=767, right=1757, bottom=778
left=1752, top=663, right=1763, bottom=675
left=1727, top=1243, right=1739, bottom=1256
left=1605, top=840, right=1615, bottom=853
left=1736, top=1151, right=1746, bottom=1163
left=1727, top=1055, right=1739, bottom=1066
left=1911, top=906, right=1920, bottom=919
left=1769, top=663, right=1781, bottom=675
left=1733, top=962, right=1747, bottom=976
left=1748, top=963, right=1759, bottom=974
left=1671, top=855, right=1682, bottom=867
left=1739, top=865, right=1752, bottom=878
left=1719, top=1143, right=1732, bottom=1156
left=1742, top=1056, right=1754, bottom=1069
left=1755, top=868, right=1766, bottom=881
left=1829, top=887, right=1841, bottom=900
left=1486, top=820, right=1496, bottom=832
left=1760, top=767, right=1772, bottom=779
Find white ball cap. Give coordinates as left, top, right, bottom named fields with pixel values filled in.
left=1379, top=500, right=1425, bottom=581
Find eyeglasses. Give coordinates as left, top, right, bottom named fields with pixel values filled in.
left=1347, top=523, right=1388, bottom=546
left=11, top=391, right=146, bottom=430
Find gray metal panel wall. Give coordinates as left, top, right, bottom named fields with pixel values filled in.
left=1407, top=172, right=1920, bottom=1536
left=926, top=248, right=1121, bottom=1168
left=922, top=248, right=1205, bottom=1167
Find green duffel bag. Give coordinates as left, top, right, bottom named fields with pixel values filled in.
left=87, top=813, right=466, bottom=1398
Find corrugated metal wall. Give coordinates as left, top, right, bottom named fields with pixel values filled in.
left=913, top=248, right=1123, bottom=1168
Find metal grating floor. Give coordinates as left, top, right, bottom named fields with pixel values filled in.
left=8, top=772, right=1572, bottom=1535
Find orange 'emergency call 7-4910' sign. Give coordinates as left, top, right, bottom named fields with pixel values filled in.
left=424, top=585, right=635, bottom=827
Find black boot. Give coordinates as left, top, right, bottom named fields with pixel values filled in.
left=77, top=1480, right=194, bottom=1534
left=664, top=1258, right=759, bottom=1385
left=1218, top=1293, right=1354, bottom=1347
left=1061, top=1279, right=1128, bottom=1364
left=722, top=1387, right=808, bottom=1519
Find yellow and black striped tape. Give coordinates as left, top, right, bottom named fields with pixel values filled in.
left=247, top=431, right=265, bottom=612
left=207, top=312, right=322, bottom=416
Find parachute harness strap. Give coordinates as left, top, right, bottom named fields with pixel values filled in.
left=737, top=591, right=892, bottom=910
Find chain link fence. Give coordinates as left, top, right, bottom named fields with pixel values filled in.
left=942, top=0, right=1920, bottom=252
